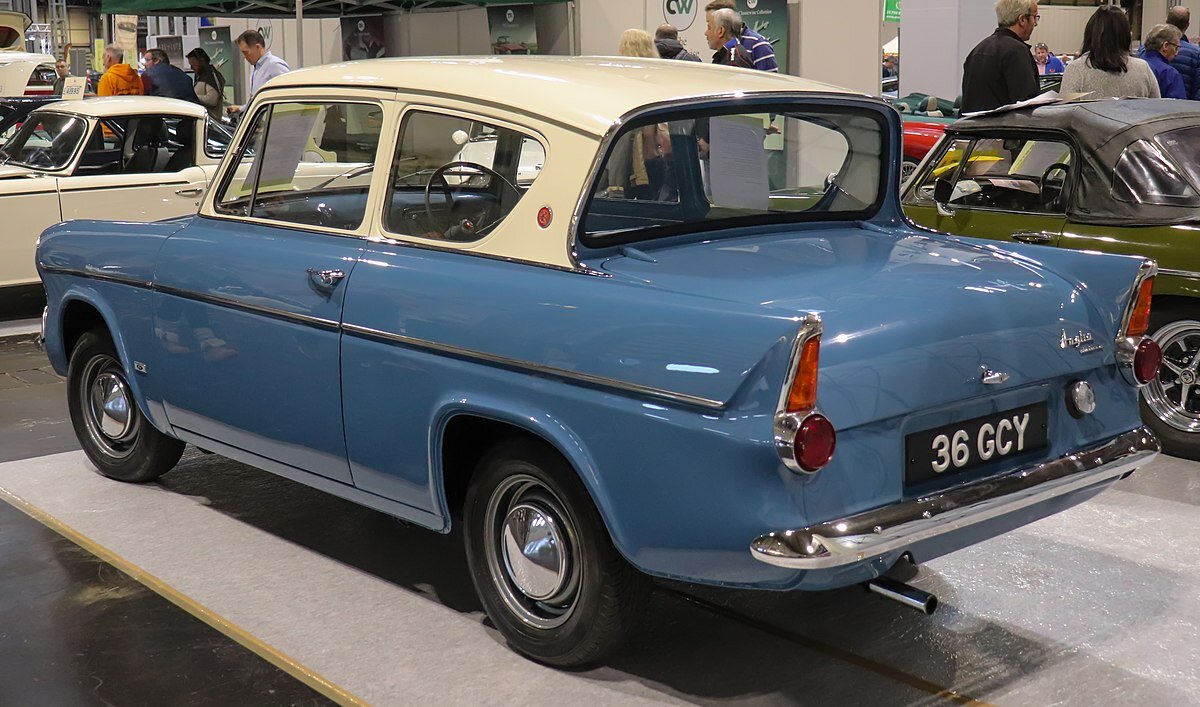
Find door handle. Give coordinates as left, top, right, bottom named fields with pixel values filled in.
left=175, top=187, right=204, bottom=196
left=306, top=268, right=346, bottom=288
left=1011, top=230, right=1055, bottom=245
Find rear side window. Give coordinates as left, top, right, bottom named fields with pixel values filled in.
left=911, top=136, right=1073, bottom=214
left=385, top=110, right=545, bottom=242
left=1112, top=138, right=1200, bottom=206
left=579, top=105, right=885, bottom=246
left=214, top=101, right=384, bottom=231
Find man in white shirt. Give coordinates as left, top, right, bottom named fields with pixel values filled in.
left=225, top=29, right=291, bottom=117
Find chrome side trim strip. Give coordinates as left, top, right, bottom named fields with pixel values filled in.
left=154, top=285, right=341, bottom=332
left=1158, top=267, right=1200, bottom=279
left=750, top=427, right=1159, bottom=570
left=342, top=322, right=726, bottom=411
left=39, top=266, right=153, bottom=290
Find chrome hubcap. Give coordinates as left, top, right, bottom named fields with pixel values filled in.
left=501, top=503, right=568, bottom=600
left=1143, top=321, right=1200, bottom=433
left=79, top=354, right=141, bottom=459
left=484, top=474, right=581, bottom=629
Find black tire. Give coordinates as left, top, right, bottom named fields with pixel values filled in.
left=463, top=439, right=648, bottom=667
left=1139, top=305, right=1200, bottom=460
left=67, top=329, right=185, bottom=482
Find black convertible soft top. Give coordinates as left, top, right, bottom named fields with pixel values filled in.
left=947, top=98, right=1200, bottom=225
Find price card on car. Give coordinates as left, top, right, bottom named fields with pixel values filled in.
left=905, top=403, right=1048, bottom=486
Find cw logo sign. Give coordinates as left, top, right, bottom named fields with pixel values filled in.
left=664, top=0, right=697, bottom=31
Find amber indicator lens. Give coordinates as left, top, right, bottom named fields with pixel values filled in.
left=795, top=414, right=837, bottom=472
left=1126, top=277, right=1153, bottom=338
left=786, top=336, right=821, bottom=413
left=1134, top=338, right=1162, bottom=385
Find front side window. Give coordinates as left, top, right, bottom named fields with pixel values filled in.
left=1113, top=134, right=1200, bottom=206
left=385, top=110, right=545, bottom=242
left=214, top=101, right=384, bottom=231
left=912, top=136, right=1073, bottom=213
left=580, top=105, right=885, bottom=246
left=0, top=112, right=86, bottom=170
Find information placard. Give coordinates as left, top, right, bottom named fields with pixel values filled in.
left=61, top=76, right=87, bottom=100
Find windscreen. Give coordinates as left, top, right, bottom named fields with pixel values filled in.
left=0, top=112, right=85, bottom=170
left=580, top=104, right=885, bottom=246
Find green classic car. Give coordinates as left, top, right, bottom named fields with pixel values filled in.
left=903, top=99, right=1200, bottom=459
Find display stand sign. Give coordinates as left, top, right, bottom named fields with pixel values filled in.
left=198, top=26, right=237, bottom=106
left=155, top=35, right=185, bottom=65
left=487, top=5, right=538, bottom=55
left=61, top=76, right=87, bottom=99
left=114, top=14, right=139, bottom=65
left=885, top=0, right=901, bottom=23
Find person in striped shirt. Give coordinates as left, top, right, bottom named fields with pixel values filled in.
left=704, top=0, right=780, bottom=72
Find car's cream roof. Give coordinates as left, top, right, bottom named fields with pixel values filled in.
left=38, top=96, right=209, bottom=119
left=0, top=51, right=53, bottom=65
left=264, top=55, right=854, bottom=136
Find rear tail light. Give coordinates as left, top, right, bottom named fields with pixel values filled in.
left=776, top=316, right=836, bottom=474
left=1124, top=275, right=1153, bottom=338
left=795, top=414, right=836, bottom=471
left=1133, top=338, right=1162, bottom=385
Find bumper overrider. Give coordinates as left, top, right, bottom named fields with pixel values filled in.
left=750, top=427, right=1159, bottom=569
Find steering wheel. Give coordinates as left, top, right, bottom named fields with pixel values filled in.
left=25, top=148, right=53, bottom=167
left=424, top=161, right=520, bottom=240
left=1040, top=162, right=1071, bottom=206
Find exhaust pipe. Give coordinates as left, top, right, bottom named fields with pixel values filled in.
left=866, top=576, right=938, bottom=615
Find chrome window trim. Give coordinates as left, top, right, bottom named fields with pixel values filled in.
left=772, top=313, right=823, bottom=474
left=342, top=322, right=725, bottom=411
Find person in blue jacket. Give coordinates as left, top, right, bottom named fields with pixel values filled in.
left=1166, top=6, right=1200, bottom=100
left=1143, top=24, right=1188, bottom=99
left=1034, top=43, right=1065, bottom=74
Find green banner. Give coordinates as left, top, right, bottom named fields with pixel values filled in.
left=737, top=0, right=788, bottom=73
left=884, top=0, right=901, bottom=23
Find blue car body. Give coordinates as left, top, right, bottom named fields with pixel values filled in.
left=37, top=57, right=1158, bottom=595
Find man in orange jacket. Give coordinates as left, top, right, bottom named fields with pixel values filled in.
left=97, top=44, right=144, bottom=96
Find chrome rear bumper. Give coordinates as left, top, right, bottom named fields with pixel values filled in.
left=750, top=427, right=1158, bottom=570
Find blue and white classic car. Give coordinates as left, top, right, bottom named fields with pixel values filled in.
left=37, top=57, right=1162, bottom=666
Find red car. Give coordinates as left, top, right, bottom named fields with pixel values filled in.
left=902, top=119, right=948, bottom=181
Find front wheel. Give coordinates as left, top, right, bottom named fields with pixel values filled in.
left=67, top=329, right=185, bottom=482
left=1140, top=312, right=1200, bottom=460
left=463, top=440, right=648, bottom=667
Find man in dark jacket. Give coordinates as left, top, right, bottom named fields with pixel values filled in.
left=141, top=49, right=200, bottom=103
left=706, top=8, right=754, bottom=68
left=1166, top=6, right=1200, bottom=100
left=655, top=24, right=701, bottom=62
left=961, top=0, right=1040, bottom=113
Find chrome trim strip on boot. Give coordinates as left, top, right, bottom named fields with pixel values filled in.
left=750, top=427, right=1159, bottom=570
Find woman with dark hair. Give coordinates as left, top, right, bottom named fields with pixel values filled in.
left=186, top=47, right=226, bottom=120
left=1061, top=5, right=1159, bottom=98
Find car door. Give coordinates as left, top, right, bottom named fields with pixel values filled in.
left=150, top=100, right=386, bottom=484
left=58, top=117, right=209, bottom=221
left=0, top=173, right=59, bottom=288
left=903, top=135, right=1073, bottom=247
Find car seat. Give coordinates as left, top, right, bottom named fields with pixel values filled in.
left=123, top=118, right=170, bottom=174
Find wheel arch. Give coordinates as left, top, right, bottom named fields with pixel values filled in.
left=431, top=400, right=628, bottom=555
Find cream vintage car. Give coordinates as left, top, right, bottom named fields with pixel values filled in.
left=0, top=96, right=231, bottom=316
left=0, top=11, right=54, bottom=97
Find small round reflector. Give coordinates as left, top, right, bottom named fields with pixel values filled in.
left=1134, top=338, right=1163, bottom=385
left=795, top=414, right=836, bottom=472
left=537, top=206, right=553, bottom=229
left=1069, top=380, right=1096, bottom=415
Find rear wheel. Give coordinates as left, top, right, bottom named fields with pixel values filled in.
left=463, top=439, right=648, bottom=667
left=1140, top=309, right=1200, bottom=460
left=67, top=329, right=185, bottom=482
left=901, top=157, right=919, bottom=184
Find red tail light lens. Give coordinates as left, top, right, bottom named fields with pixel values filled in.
left=1126, top=276, right=1153, bottom=338
left=786, top=336, right=821, bottom=414
left=795, top=414, right=836, bottom=472
left=1133, top=338, right=1162, bottom=385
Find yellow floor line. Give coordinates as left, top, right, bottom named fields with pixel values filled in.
left=0, top=485, right=369, bottom=707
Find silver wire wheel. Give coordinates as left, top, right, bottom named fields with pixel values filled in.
left=483, top=473, right=582, bottom=630
left=1142, top=319, right=1200, bottom=433
left=77, top=353, right=141, bottom=460
left=901, top=158, right=918, bottom=184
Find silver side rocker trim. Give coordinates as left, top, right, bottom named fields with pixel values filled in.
left=750, top=427, right=1159, bottom=570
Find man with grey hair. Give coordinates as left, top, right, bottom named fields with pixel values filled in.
left=705, top=8, right=753, bottom=68
left=97, top=43, right=143, bottom=96
left=1143, top=23, right=1187, bottom=98
left=1165, top=6, right=1200, bottom=99
left=961, top=0, right=1040, bottom=113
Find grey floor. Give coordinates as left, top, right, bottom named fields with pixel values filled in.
left=1, top=333, right=1197, bottom=705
